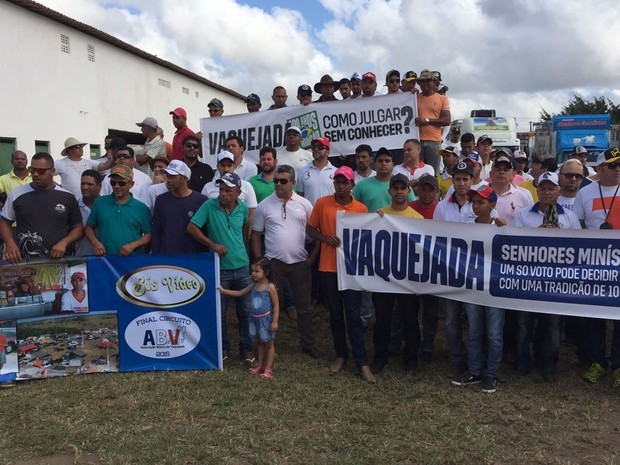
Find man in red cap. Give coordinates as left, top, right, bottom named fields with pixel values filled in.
left=297, top=137, right=337, bottom=205
left=307, top=166, right=375, bottom=383
left=361, top=72, right=377, bottom=97
left=169, top=107, right=195, bottom=161
left=61, top=271, right=89, bottom=313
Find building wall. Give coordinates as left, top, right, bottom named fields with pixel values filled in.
left=0, top=2, right=245, bottom=170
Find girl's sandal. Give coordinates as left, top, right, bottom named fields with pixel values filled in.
left=249, top=366, right=263, bottom=375
left=260, top=369, right=273, bottom=380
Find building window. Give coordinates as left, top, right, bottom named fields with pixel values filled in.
left=182, top=87, right=189, bottom=95
left=158, top=78, right=171, bottom=88
left=35, top=140, right=50, bottom=153
left=61, top=34, right=70, bottom=54
left=87, top=44, right=95, bottom=62
left=90, top=144, right=101, bottom=160
left=195, top=91, right=200, bottom=98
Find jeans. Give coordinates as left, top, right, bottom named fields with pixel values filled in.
left=464, top=304, right=505, bottom=378
left=421, top=295, right=439, bottom=354
left=516, top=312, right=561, bottom=376
left=373, top=292, right=420, bottom=365
left=360, top=291, right=374, bottom=327
left=420, top=140, right=442, bottom=173
left=443, top=298, right=466, bottom=371
left=320, top=272, right=368, bottom=368
left=219, top=266, right=252, bottom=355
left=582, top=318, right=620, bottom=369
left=270, top=259, right=315, bottom=349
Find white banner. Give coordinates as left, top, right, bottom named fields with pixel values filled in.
left=336, top=212, right=620, bottom=319
left=199, top=93, right=419, bottom=166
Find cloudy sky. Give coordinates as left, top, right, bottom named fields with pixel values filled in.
left=39, top=0, right=620, bottom=130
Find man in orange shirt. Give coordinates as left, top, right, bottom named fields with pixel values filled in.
left=414, top=69, right=451, bottom=174
left=307, top=166, right=375, bottom=383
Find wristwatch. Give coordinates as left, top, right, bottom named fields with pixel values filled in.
left=424, top=118, right=430, bottom=124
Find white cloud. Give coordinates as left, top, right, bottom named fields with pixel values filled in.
left=37, top=0, right=620, bottom=120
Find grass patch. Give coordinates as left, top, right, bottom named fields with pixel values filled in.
left=1, top=306, right=619, bottom=465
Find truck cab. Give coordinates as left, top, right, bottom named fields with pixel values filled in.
left=449, top=110, right=520, bottom=155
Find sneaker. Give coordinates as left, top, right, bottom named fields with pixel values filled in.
left=612, top=368, right=620, bottom=388
left=242, top=351, right=257, bottom=368
left=0, top=381, right=16, bottom=389
left=481, top=376, right=498, bottom=393
left=583, top=362, right=607, bottom=383
left=451, top=371, right=482, bottom=386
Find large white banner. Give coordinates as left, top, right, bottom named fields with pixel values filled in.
left=336, top=212, right=620, bottom=319
left=200, top=93, right=419, bottom=166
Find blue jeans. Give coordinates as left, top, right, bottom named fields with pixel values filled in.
left=320, top=272, right=368, bottom=368
left=219, top=266, right=252, bottom=355
left=443, top=298, right=466, bottom=372
left=516, top=312, right=561, bottom=376
left=360, top=291, right=374, bottom=328
left=421, top=295, right=439, bottom=354
left=464, top=304, right=505, bottom=378
left=582, top=318, right=620, bottom=369
left=373, top=292, right=420, bottom=365
left=420, top=140, right=442, bottom=173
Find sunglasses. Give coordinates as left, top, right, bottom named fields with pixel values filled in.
left=28, top=167, right=53, bottom=175
left=388, top=79, right=400, bottom=84
left=110, top=180, right=129, bottom=187
left=299, top=92, right=312, bottom=97
left=273, top=178, right=290, bottom=185
left=606, top=162, right=620, bottom=170
left=116, top=154, right=133, bottom=159
left=184, top=143, right=199, bottom=149
left=312, top=146, right=327, bottom=151
left=561, top=173, right=583, bottom=179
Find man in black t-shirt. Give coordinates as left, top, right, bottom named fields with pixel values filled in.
left=0, top=152, right=83, bottom=263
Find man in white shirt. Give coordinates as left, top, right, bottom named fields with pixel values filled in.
left=297, top=137, right=336, bottom=205
left=279, top=127, right=311, bottom=178
left=135, top=117, right=166, bottom=180
left=100, top=146, right=152, bottom=203
left=225, top=135, right=257, bottom=181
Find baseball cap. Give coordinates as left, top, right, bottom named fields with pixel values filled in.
left=286, top=126, right=302, bottom=135
left=417, top=69, right=433, bottom=81
left=418, top=174, right=439, bottom=190
left=477, top=134, right=493, bottom=145
left=513, top=149, right=527, bottom=160
left=311, top=137, right=330, bottom=149
left=245, top=93, right=261, bottom=104
left=385, top=69, right=400, bottom=82
left=362, top=72, right=377, bottom=82
left=208, top=98, right=224, bottom=109
left=467, top=185, right=497, bottom=202
left=431, top=71, right=442, bottom=82
left=571, top=146, right=588, bottom=157
left=217, top=150, right=235, bottom=164
left=216, top=172, right=242, bottom=189
left=375, top=147, right=393, bottom=161
left=136, top=117, right=158, bottom=129
left=465, top=152, right=481, bottom=165
left=110, top=165, right=133, bottom=181
left=597, top=147, right=620, bottom=165
left=164, top=160, right=191, bottom=179
left=494, top=153, right=515, bottom=169
left=350, top=72, right=362, bottom=82
left=403, top=71, right=417, bottom=82
left=439, top=146, right=458, bottom=157
left=71, top=272, right=86, bottom=281
left=537, top=171, right=560, bottom=186
left=169, top=107, right=187, bottom=119
left=453, top=161, right=474, bottom=177
left=334, top=166, right=355, bottom=182
left=390, top=173, right=410, bottom=187
left=297, top=84, right=312, bottom=95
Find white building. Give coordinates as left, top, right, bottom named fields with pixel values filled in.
left=0, top=0, right=246, bottom=174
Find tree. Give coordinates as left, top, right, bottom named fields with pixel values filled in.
left=540, top=95, right=620, bottom=124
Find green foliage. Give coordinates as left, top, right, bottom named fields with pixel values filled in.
left=541, top=95, right=620, bottom=124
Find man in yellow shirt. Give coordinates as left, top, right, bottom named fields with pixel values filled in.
left=0, top=151, right=31, bottom=206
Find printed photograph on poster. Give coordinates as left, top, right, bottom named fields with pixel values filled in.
left=0, top=259, right=89, bottom=320
left=16, top=311, right=118, bottom=380
left=0, top=320, right=18, bottom=379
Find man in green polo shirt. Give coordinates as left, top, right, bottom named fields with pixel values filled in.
left=249, top=147, right=277, bottom=204
left=187, top=171, right=255, bottom=366
left=85, top=163, right=152, bottom=255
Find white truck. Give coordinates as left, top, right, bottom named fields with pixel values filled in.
left=449, top=110, right=520, bottom=154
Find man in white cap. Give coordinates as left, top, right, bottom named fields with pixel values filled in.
left=280, top=126, right=311, bottom=178
left=135, top=117, right=167, bottom=180
left=151, top=160, right=207, bottom=254
left=55, top=137, right=114, bottom=198
left=350, top=72, right=362, bottom=99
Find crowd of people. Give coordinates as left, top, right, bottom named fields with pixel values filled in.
left=0, top=67, right=618, bottom=392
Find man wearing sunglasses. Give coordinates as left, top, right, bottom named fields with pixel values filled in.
left=385, top=69, right=401, bottom=95
left=100, top=146, right=152, bottom=203
left=0, top=152, right=83, bottom=263
left=557, top=159, right=584, bottom=211
left=296, top=84, right=313, bottom=106
left=85, top=165, right=151, bottom=256
left=182, top=135, right=214, bottom=193
left=572, top=148, right=620, bottom=387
